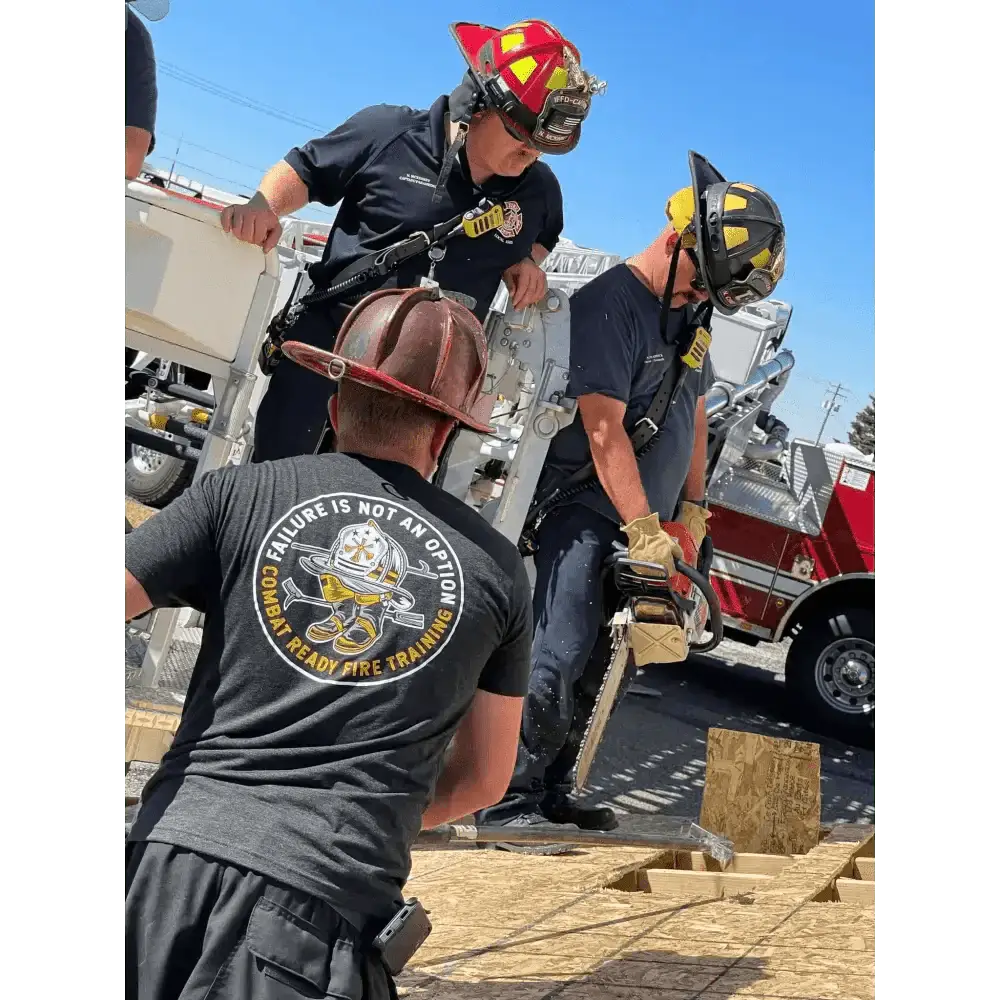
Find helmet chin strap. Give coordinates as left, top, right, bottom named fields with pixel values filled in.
left=659, top=238, right=714, bottom=342
left=432, top=74, right=482, bottom=204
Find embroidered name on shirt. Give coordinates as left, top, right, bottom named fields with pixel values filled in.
left=399, top=173, right=436, bottom=188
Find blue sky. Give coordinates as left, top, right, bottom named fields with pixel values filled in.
left=141, top=0, right=874, bottom=442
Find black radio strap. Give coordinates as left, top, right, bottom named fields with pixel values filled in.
left=523, top=297, right=714, bottom=525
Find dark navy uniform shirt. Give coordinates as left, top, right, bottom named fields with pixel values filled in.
left=541, top=263, right=715, bottom=525
left=284, top=95, right=564, bottom=322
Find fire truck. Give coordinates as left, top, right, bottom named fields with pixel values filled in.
left=125, top=182, right=874, bottom=746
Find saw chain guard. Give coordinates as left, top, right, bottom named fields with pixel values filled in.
left=604, top=542, right=723, bottom=654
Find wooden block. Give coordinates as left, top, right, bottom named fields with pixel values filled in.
left=853, top=857, right=875, bottom=880
left=835, top=879, right=875, bottom=906
left=643, top=868, right=772, bottom=898
left=672, top=851, right=803, bottom=875
left=700, top=728, right=821, bottom=855
left=125, top=708, right=181, bottom=764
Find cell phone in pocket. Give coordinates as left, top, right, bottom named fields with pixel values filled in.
left=372, top=898, right=432, bottom=975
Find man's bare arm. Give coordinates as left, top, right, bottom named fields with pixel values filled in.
left=256, top=161, right=311, bottom=217
left=530, top=243, right=549, bottom=265
left=126, top=569, right=153, bottom=622
left=421, top=689, right=523, bottom=829
left=125, top=127, right=151, bottom=181
left=577, top=393, right=650, bottom=524
left=682, top=397, right=709, bottom=502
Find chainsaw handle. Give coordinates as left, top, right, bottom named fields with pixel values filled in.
left=607, top=543, right=723, bottom=653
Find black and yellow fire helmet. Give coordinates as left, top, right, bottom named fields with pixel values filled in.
left=667, top=151, right=785, bottom=315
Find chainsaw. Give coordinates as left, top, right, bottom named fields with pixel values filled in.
left=570, top=533, right=724, bottom=793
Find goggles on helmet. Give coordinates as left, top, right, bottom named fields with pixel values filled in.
left=486, top=76, right=594, bottom=153
left=713, top=236, right=786, bottom=310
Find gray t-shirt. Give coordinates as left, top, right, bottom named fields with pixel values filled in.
left=541, top=262, right=715, bottom=524
left=126, top=452, right=532, bottom=930
left=126, top=7, right=157, bottom=150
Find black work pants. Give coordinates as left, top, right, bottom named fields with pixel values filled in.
left=481, top=503, right=623, bottom=819
left=126, top=841, right=396, bottom=1000
left=251, top=303, right=351, bottom=463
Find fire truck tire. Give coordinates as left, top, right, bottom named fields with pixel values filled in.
left=785, top=606, right=874, bottom=743
left=125, top=448, right=194, bottom=509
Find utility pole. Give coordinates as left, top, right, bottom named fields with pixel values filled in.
left=167, top=135, right=183, bottom=191
left=815, top=382, right=848, bottom=444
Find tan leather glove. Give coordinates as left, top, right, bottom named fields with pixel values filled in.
left=622, top=513, right=683, bottom=578
left=678, top=501, right=712, bottom=552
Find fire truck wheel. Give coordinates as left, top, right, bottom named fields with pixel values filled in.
left=125, top=446, right=195, bottom=509
left=785, top=606, right=874, bottom=744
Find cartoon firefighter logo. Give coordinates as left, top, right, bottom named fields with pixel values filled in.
left=496, top=200, right=523, bottom=241
left=253, top=493, right=464, bottom=685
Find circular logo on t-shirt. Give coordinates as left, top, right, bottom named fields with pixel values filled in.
left=252, top=493, right=465, bottom=685
left=497, top=200, right=523, bottom=240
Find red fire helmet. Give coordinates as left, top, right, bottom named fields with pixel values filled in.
left=450, top=19, right=604, bottom=154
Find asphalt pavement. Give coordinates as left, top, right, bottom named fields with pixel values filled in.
left=581, top=637, right=875, bottom=825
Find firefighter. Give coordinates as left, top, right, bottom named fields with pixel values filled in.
left=125, top=286, right=534, bottom=999
left=477, top=152, right=787, bottom=842
left=125, top=1, right=168, bottom=180
left=221, top=19, right=603, bottom=463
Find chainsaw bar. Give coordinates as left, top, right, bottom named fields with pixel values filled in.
left=572, top=607, right=633, bottom=792
left=419, top=818, right=734, bottom=864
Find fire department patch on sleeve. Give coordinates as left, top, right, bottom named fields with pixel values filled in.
left=253, top=493, right=465, bottom=685
left=496, top=200, right=523, bottom=240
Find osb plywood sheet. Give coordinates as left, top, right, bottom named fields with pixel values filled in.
left=754, top=838, right=870, bottom=906
left=745, top=945, right=875, bottom=976
left=700, top=727, right=821, bottom=855
left=704, top=966, right=875, bottom=999
left=393, top=833, right=874, bottom=999
left=126, top=497, right=158, bottom=528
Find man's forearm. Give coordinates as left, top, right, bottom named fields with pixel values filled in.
left=421, top=758, right=496, bottom=829
left=589, top=423, right=651, bottom=524
left=257, top=160, right=310, bottom=217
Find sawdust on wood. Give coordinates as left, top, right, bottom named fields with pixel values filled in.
left=699, top=727, right=822, bottom=855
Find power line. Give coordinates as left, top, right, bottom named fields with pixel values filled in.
left=156, top=133, right=269, bottom=174
left=159, top=61, right=325, bottom=133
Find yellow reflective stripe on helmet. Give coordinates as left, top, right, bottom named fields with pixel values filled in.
left=724, top=194, right=748, bottom=211
left=500, top=32, right=525, bottom=52
left=666, top=186, right=695, bottom=231
left=750, top=247, right=772, bottom=269
left=731, top=183, right=757, bottom=192
left=509, top=56, right=538, bottom=83
left=724, top=226, right=749, bottom=249
left=545, top=66, right=568, bottom=89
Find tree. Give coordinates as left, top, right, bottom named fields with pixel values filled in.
left=848, top=395, right=874, bottom=454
